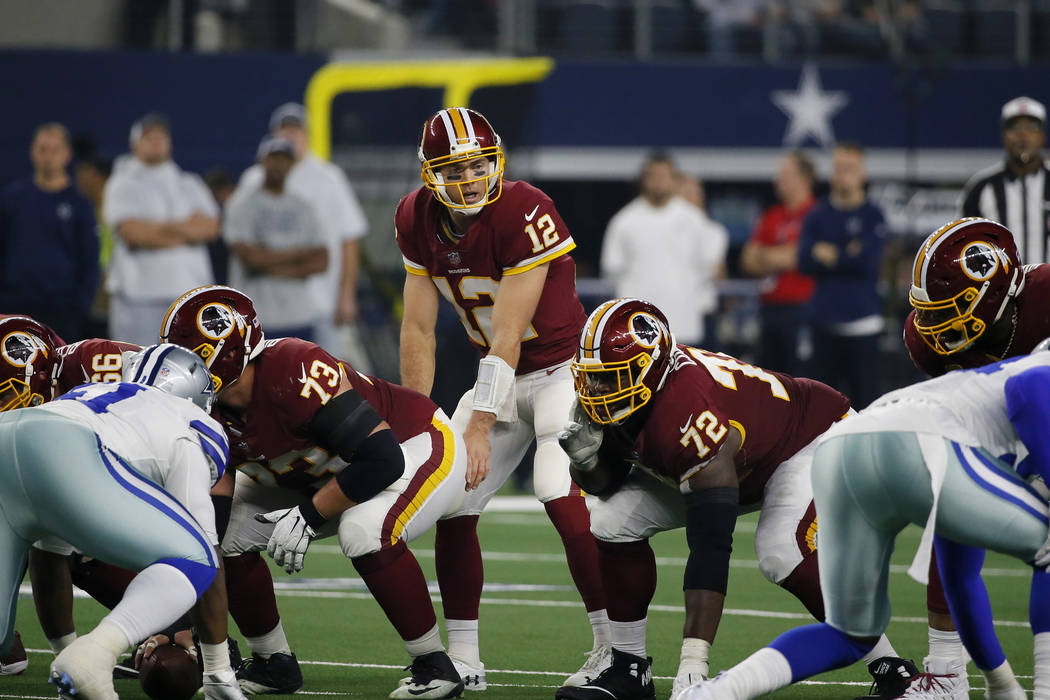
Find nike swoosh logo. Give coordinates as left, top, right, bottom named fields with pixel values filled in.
left=524, top=205, right=539, bottom=222
left=679, top=414, right=694, bottom=433
left=298, top=363, right=308, bottom=384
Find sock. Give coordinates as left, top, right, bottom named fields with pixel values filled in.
left=1031, top=570, right=1050, bottom=634
left=927, top=627, right=964, bottom=662
left=769, top=623, right=874, bottom=681
left=200, top=641, right=231, bottom=674
left=83, top=620, right=131, bottom=659
left=678, top=637, right=711, bottom=679
left=447, top=619, right=481, bottom=666
left=778, top=551, right=825, bottom=621
left=544, top=497, right=606, bottom=612
left=926, top=547, right=952, bottom=617
left=435, top=515, right=483, bottom=620
left=352, top=541, right=437, bottom=642
left=596, top=539, right=657, bottom=623
left=719, top=647, right=794, bottom=700
left=1034, top=632, right=1050, bottom=700
left=224, top=553, right=281, bottom=638
left=609, top=618, right=647, bottom=658
left=245, top=621, right=291, bottom=658
left=588, top=609, right=611, bottom=647
left=860, top=635, right=898, bottom=665
left=104, top=562, right=196, bottom=646
left=47, top=632, right=77, bottom=654
left=934, top=537, right=1004, bottom=670
left=405, top=623, right=445, bottom=658
left=983, top=660, right=1022, bottom=696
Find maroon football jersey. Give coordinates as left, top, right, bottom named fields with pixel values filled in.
left=603, top=346, right=850, bottom=505
left=216, top=338, right=439, bottom=490
left=56, top=338, right=141, bottom=393
left=905, top=263, right=1050, bottom=377
left=395, top=180, right=587, bottom=374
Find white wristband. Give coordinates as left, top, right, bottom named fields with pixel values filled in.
left=472, top=355, right=517, bottom=422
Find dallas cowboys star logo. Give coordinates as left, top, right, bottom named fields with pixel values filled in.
left=771, top=64, right=848, bottom=147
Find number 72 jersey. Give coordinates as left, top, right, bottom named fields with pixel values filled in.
left=395, top=179, right=587, bottom=375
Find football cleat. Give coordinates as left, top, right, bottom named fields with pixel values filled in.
left=555, top=647, right=655, bottom=700
left=236, top=651, right=303, bottom=694
left=563, top=643, right=614, bottom=687
left=671, top=672, right=731, bottom=700
left=855, top=656, right=921, bottom=699
left=451, top=657, right=487, bottom=691
left=389, top=651, right=465, bottom=699
left=670, top=668, right=706, bottom=700
left=0, top=631, right=28, bottom=675
left=50, top=636, right=120, bottom=700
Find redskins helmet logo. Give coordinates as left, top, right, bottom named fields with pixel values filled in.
left=197, top=303, right=237, bottom=341
left=628, top=313, right=662, bottom=348
left=1, top=332, right=44, bottom=367
left=959, top=241, right=1000, bottom=281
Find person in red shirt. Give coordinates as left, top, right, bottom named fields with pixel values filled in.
left=740, top=152, right=817, bottom=376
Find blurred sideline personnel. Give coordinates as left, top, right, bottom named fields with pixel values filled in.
left=556, top=299, right=902, bottom=700
left=226, top=136, right=328, bottom=339
left=0, top=335, right=244, bottom=700
left=233, top=103, right=370, bottom=367
left=679, top=347, right=1050, bottom=700
left=103, top=112, right=220, bottom=345
left=899, top=217, right=1050, bottom=698
left=961, top=97, right=1050, bottom=263
left=161, top=285, right=469, bottom=698
left=397, top=107, right=610, bottom=688
left=797, top=141, right=888, bottom=409
left=601, top=152, right=728, bottom=347
left=739, top=152, right=817, bottom=376
left=0, top=123, right=99, bottom=341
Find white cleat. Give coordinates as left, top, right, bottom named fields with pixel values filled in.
left=452, top=657, right=487, bottom=691
left=563, top=643, right=614, bottom=687
left=50, top=636, right=119, bottom=700
left=896, top=657, right=970, bottom=699
left=671, top=670, right=707, bottom=700
left=673, top=674, right=728, bottom=700
left=983, top=684, right=1027, bottom=700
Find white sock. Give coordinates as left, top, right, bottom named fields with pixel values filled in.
left=47, top=632, right=77, bottom=654
left=446, top=619, right=480, bottom=666
left=983, top=660, right=1022, bottom=697
left=927, top=627, right=964, bottom=662
left=1034, top=631, right=1050, bottom=700
left=246, top=620, right=292, bottom=658
left=860, top=635, right=898, bottom=665
left=609, top=618, right=647, bottom=658
left=103, top=563, right=196, bottom=646
left=588, top=609, right=611, bottom=647
left=82, top=621, right=131, bottom=660
left=678, top=637, right=711, bottom=679
left=720, top=647, right=793, bottom=700
left=405, top=624, right=445, bottom=658
left=200, top=641, right=231, bottom=674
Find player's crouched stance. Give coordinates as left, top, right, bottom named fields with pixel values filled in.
left=0, top=343, right=243, bottom=700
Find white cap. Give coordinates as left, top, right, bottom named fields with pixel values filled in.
left=1001, top=96, right=1046, bottom=128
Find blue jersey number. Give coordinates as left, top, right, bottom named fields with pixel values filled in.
left=57, top=383, right=147, bottom=414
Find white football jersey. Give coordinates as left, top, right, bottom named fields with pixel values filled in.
left=37, top=382, right=228, bottom=544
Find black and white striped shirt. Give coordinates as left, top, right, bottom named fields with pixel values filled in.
left=960, top=160, right=1050, bottom=262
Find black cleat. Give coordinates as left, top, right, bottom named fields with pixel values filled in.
left=236, top=651, right=303, bottom=694
left=389, top=651, right=464, bottom=699
left=555, top=648, right=655, bottom=700
left=855, top=656, right=921, bottom=699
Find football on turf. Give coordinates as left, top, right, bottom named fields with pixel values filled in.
left=139, top=644, right=202, bottom=700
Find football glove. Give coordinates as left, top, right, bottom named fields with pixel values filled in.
left=203, top=667, right=248, bottom=700
left=558, top=399, right=604, bottom=471
left=254, top=507, right=319, bottom=573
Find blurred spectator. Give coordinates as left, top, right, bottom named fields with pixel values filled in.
left=233, top=102, right=370, bottom=367
left=816, top=0, right=887, bottom=57
left=961, top=96, right=1050, bottom=262
left=601, top=152, right=728, bottom=347
left=675, top=171, right=706, bottom=210
left=103, top=113, right=219, bottom=345
left=740, top=151, right=817, bottom=375
left=694, top=0, right=767, bottom=57
left=74, top=152, right=114, bottom=339
left=797, top=141, right=888, bottom=408
left=225, top=136, right=328, bottom=339
left=203, top=166, right=235, bottom=285
left=0, top=123, right=99, bottom=341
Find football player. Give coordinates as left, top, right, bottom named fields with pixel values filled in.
left=554, top=299, right=903, bottom=700
left=679, top=345, right=1050, bottom=700
left=161, top=284, right=469, bottom=699
left=0, top=341, right=244, bottom=700
left=890, top=216, right=1050, bottom=699
left=397, top=107, right=609, bottom=689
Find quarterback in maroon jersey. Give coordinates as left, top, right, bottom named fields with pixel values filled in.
left=397, top=107, right=608, bottom=688
left=162, top=285, right=469, bottom=699
left=555, top=299, right=904, bottom=700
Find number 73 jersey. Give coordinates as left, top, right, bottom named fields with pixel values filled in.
left=395, top=180, right=587, bottom=374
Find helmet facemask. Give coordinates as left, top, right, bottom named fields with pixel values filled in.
left=422, top=149, right=504, bottom=216
left=571, top=350, right=660, bottom=425
left=0, top=330, right=55, bottom=412
left=910, top=284, right=987, bottom=354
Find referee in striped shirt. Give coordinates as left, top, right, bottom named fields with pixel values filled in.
left=961, top=96, right=1050, bottom=261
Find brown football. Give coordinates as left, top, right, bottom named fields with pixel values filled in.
left=139, top=644, right=202, bottom=700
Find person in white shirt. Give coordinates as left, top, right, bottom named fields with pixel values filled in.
left=102, top=113, right=220, bottom=346
left=601, top=153, right=728, bottom=347
left=233, top=103, right=369, bottom=366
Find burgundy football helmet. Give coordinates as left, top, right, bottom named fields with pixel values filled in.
left=571, top=298, right=675, bottom=424
left=910, top=217, right=1025, bottom=355
left=159, top=285, right=264, bottom=392
left=418, top=107, right=504, bottom=213
left=0, top=315, right=60, bottom=412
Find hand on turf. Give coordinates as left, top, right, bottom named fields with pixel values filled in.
left=558, top=399, right=603, bottom=471
left=255, top=507, right=318, bottom=573
left=203, top=667, right=248, bottom=700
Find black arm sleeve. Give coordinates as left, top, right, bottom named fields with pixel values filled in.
left=333, top=429, right=406, bottom=504
left=683, top=486, right=739, bottom=594
left=308, top=390, right=383, bottom=461
left=211, top=495, right=232, bottom=543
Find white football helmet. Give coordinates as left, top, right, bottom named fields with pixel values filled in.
left=122, top=343, right=216, bottom=413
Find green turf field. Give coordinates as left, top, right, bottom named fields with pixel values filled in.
left=3, top=504, right=1036, bottom=699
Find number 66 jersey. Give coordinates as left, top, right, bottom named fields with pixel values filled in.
left=395, top=179, right=586, bottom=374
